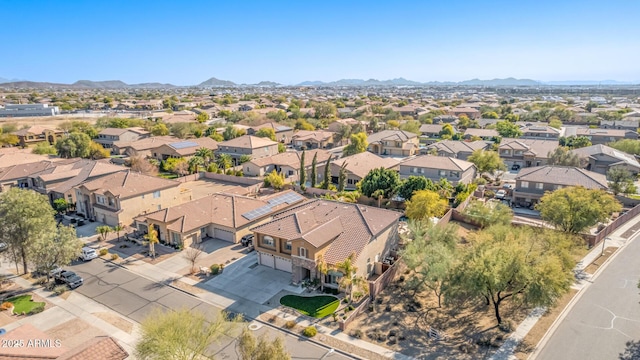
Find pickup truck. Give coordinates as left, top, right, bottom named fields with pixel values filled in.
left=54, top=270, right=83, bottom=289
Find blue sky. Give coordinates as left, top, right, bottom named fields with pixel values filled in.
left=2, top=0, right=639, bottom=85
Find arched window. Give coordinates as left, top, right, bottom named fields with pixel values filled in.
left=299, top=247, right=307, bottom=258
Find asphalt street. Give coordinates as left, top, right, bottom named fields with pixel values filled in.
left=534, top=235, right=640, bottom=359
left=69, top=259, right=351, bottom=360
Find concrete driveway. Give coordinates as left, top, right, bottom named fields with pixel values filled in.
left=204, top=254, right=303, bottom=305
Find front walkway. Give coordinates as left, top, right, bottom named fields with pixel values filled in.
left=489, top=212, right=640, bottom=360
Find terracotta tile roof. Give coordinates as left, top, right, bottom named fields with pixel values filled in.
left=576, top=128, right=635, bottom=137
left=367, top=130, right=417, bottom=144
left=401, top=155, right=475, bottom=171
left=0, top=148, right=57, bottom=168
left=515, top=165, right=608, bottom=189
left=57, top=336, right=127, bottom=360
left=291, top=130, right=334, bottom=142
left=29, top=159, right=125, bottom=194
left=571, top=144, right=640, bottom=169
left=248, top=149, right=331, bottom=168
left=112, top=136, right=179, bottom=151
left=142, top=190, right=304, bottom=233
left=79, top=170, right=180, bottom=199
left=332, top=152, right=399, bottom=178
left=0, top=159, right=60, bottom=181
left=464, top=128, right=499, bottom=137
left=499, top=138, right=559, bottom=158
left=219, top=135, right=278, bottom=149
left=251, top=199, right=400, bottom=264
left=0, top=324, right=67, bottom=359
left=419, top=124, right=446, bottom=134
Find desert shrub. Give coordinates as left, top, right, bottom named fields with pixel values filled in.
left=53, top=285, right=67, bottom=295
left=110, top=253, right=119, bottom=260
left=342, top=298, right=348, bottom=304
left=485, top=190, right=495, bottom=198
left=28, top=304, right=45, bottom=315
left=99, top=248, right=108, bottom=256
left=0, top=302, right=12, bottom=310
left=285, top=320, right=296, bottom=329
left=347, top=305, right=355, bottom=312
left=210, top=264, right=220, bottom=275
left=303, top=326, right=317, bottom=337
left=351, top=329, right=363, bottom=338
left=352, top=291, right=364, bottom=301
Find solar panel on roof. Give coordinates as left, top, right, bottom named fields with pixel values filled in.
left=268, top=192, right=303, bottom=206
left=275, top=126, right=290, bottom=131
left=241, top=193, right=303, bottom=220
left=170, top=141, right=199, bottom=149
left=242, top=204, right=273, bottom=221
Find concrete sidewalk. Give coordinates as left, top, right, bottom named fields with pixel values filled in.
left=489, top=213, right=640, bottom=360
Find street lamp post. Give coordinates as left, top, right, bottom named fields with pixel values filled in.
left=602, top=237, right=611, bottom=256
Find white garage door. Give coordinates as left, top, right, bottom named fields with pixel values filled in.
left=275, top=256, right=292, bottom=273
left=214, top=228, right=234, bottom=242
left=259, top=252, right=275, bottom=268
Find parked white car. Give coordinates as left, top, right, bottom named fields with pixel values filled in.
left=79, top=247, right=98, bottom=261
left=495, top=189, right=507, bottom=199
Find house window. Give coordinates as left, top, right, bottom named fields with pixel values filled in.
left=420, top=168, right=424, bottom=174
left=153, top=191, right=161, bottom=198
left=449, top=171, right=460, bottom=178
left=521, top=181, right=529, bottom=189
left=299, top=247, right=307, bottom=258
left=97, top=196, right=105, bottom=204
left=535, top=183, right=543, bottom=190
left=108, top=198, right=115, bottom=207
left=172, top=232, right=181, bottom=244
left=412, top=167, right=417, bottom=173
left=438, top=170, right=446, bottom=177
left=263, top=236, right=274, bottom=247
left=515, top=150, right=523, bottom=155
left=285, top=241, right=292, bottom=251
left=141, top=194, right=145, bottom=199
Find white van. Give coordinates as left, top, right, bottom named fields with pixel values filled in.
left=79, top=247, right=98, bottom=261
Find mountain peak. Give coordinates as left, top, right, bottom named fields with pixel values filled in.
left=198, top=77, right=236, bottom=87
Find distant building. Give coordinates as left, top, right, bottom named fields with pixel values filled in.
left=0, top=104, right=60, bottom=117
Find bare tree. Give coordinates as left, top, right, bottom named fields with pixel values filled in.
left=129, top=155, right=159, bottom=176
left=183, top=245, right=204, bottom=274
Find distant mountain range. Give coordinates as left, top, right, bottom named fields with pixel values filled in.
left=0, top=76, right=638, bottom=88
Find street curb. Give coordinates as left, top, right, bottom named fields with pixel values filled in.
left=97, top=257, right=363, bottom=360
left=528, top=232, right=638, bottom=360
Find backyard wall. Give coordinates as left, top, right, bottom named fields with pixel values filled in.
left=582, top=203, right=640, bottom=247
left=203, top=172, right=263, bottom=186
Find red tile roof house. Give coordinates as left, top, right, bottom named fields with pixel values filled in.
left=250, top=199, right=401, bottom=285
left=135, top=190, right=305, bottom=246
left=95, top=127, right=150, bottom=150
left=216, top=135, right=280, bottom=166
left=512, top=165, right=608, bottom=207
left=291, top=130, right=335, bottom=150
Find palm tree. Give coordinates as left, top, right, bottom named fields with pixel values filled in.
left=216, top=154, right=233, bottom=172
left=316, top=255, right=329, bottom=292
left=194, top=147, right=213, bottom=166
left=188, top=156, right=204, bottom=174
left=372, top=189, right=385, bottom=208
left=96, top=225, right=113, bottom=242
left=336, top=252, right=358, bottom=302
left=113, top=224, right=124, bottom=242
left=145, top=226, right=159, bottom=259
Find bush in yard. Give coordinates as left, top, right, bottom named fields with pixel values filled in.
left=351, top=329, right=363, bottom=338
left=0, top=302, right=12, bottom=310
left=99, top=248, right=108, bottom=256
left=285, top=320, right=296, bottom=329
left=53, top=285, right=67, bottom=295
left=303, top=326, right=317, bottom=337
left=28, top=303, right=45, bottom=315
left=110, top=253, right=119, bottom=260
left=210, top=264, right=220, bottom=275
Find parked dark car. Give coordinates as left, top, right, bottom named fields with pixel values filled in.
left=511, top=164, right=521, bottom=171
left=241, top=234, right=254, bottom=247
left=54, top=270, right=83, bottom=289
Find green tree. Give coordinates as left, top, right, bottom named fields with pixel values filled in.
left=360, top=167, right=401, bottom=198
left=277, top=143, right=286, bottom=153
left=254, top=128, right=276, bottom=141
left=337, top=162, right=348, bottom=192
left=210, top=132, right=224, bottom=142
left=31, top=225, right=82, bottom=282
left=547, top=147, right=583, bottom=167
left=53, top=198, right=69, bottom=214
left=216, top=154, right=233, bottom=172
left=0, top=133, right=19, bottom=147
left=439, top=124, right=455, bottom=139
left=336, top=253, right=368, bottom=303
left=482, top=111, right=499, bottom=119
left=135, top=308, right=237, bottom=360
left=299, top=150, right=306, bottom=189
left=314, top=102, right=337, bottom=119
left=237, top=327, right=291, bottom=360
left=535, top=186, right=621, bottom=233
left=403, top=222, right=459, bottom=307
left=462, top=200, right=513, bottom=228
left=223, top=125, right=244, bottom=140
left=266, top=110, right=288, bottom=122
left=405, top=190, right=449, bottom=220
left=400, top=120, right=421, bottom=135
left=607, top=168, right=637, bottom=195
left=194, top=147, right=214, bottom=166
left=113, top=224, right=124, bottom=242
left=321, top=155, right=332, bottom=189
left=310, top=153, right=318, bottom=188
left=89, top=141, right=110, bottom=160
left=585, top=101, right=599, bottom=112
left=333, top=124, right=352, bottom=145
left=450, top=226, right=575, bottom=324
left=96, top=225, right=113, bottom=242
left=495, top=121, right=523, bottom=138
left=467, top=150, right=506, bottom=178
left=549, top=119, right=562, bottom=129
left=239, top=154, right=252, bottom=164
left=32, top=143, right=57, bottom=155
left=264, top=170, right=285, bottom=190
left=295, top=119, right=315, bottom=131
left=343, top=132, right=368, bottom=156
left=0, top=188, right=56, bottom=274
left=55, top=132, right=92, bottom=158
left=196, top=112, right=210, bottom=123
left=608, top=139, right=640, bottom=155
left=188, top=156, right=204, bottom=174
left=559, top=136, right=592, bottom=149
left=151, top=123, right=169, bottom=136
left=165, top=157, right=189, bottom=175
left=396, top=175, right=428, bottom=200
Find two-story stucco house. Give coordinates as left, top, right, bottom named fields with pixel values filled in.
left=291, top=130, right=335, bottom=150
left=399, top=155, right=476, bottom=186
left=463, top=128, right=499, bottom=141
left=75, top=170, right=190, bottom=227
left=251, top=199, right=401, bottom=285
left=571, top=144, right=640, bottom=177
left=12, top=125, right=64, bottom=147
left=244, top=149, right=331, bottom=179
left=247, top=122, right=294, bottom=144
left=512, top=165, right=608, bottom=207
left=317, top=151, right=399, bottom=190
left=367, top=130, right=419, bottom=157
left=574, top=128, right=639, bottom=145
left=216, top=135, right=279, bottom=165
left=498, top=138, right=559, bottom=169
left=136, top=190, right=305, bottom=247
left=151, top=137, right=218, bottom=161
left=95, top=127, right=150, bottom=150
left=519, top=124, right=562, bottom=140
left=421, top=140, right=490, bottom=160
